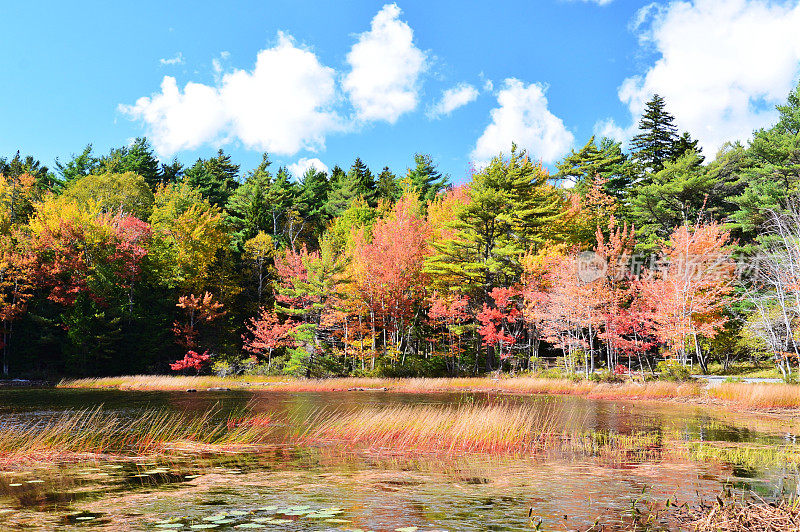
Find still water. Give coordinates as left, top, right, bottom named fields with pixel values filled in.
left=0, top=389, right=798, bottom=531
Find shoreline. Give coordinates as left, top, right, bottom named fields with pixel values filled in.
left=56, top=375, right=800, bottom=415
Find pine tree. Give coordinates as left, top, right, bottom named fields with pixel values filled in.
left=100, top=138, right=162, bottom=188
left=325, top=157, right=375, bottom=216
left=426, top=145, right=565, bottom=299
left=0, top=152, right=59, bottom=192
left=629, top=151, right=717, bottom=253
left=265, top=167, right=299, bottom=244
left=55, top=145, right=100, bottom=185
left=732, top=81, right=800, bottom=240
left=556, top=136, right=634, bottom=200
left=630, top=94, right=681, bottom=175
left=225, top=154, right=273, bottom=248
left=407, top=154, right=448, bottom=204
left=298, top=166, right=330, bottom=231
left=375, top=166, right=401, bottom=203
left=184, top=149, right=240, bottom=208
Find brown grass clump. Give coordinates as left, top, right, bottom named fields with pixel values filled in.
left=709, top=382, right=800, bottom=409
left=673, top=498, right=800, bottom=531
left=60, top=375, right=800, bottom=410
left=306, top=403, right=573, bottom=454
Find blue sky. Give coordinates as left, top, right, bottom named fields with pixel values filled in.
left=2, top=0, right=800, bottom=184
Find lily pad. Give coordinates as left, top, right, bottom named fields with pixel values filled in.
left=154, top=524, right=184, bottom=529
left=395, top=528, right=419, bottom=532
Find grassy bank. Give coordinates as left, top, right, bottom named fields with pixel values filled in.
left=59, top=374, right=800, bottom=409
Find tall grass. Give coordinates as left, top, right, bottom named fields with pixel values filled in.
left=306, top=403, right=572, bottom=454
left=0, top=403, right=588, bottom=460
left=60, top=375, right=700, bottom=398
left=0, top=407, right=281, bottom=461
left=60, top=375, right=800, bottom=409
left=709, top=382, right=800, bottom=408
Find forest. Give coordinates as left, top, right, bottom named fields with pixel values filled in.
left=1, top=82, right=800, bottom=380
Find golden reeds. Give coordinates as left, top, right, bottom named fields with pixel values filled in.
left=58, top=375, right=800, bottom=409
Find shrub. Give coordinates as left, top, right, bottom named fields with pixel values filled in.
left=655, top=360, right=693, bottom=382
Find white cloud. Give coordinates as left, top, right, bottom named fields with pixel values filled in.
left=471, top=79, right=574, bottom=165
left=593, top=117, right=635, bottom=147
left=159, top=52, right=184, bottom=66
left=121, top=33, right=343, bottom=157
left=427, top=83, right=479, bottom=118
left=613, top=0, right=800, bottom=156
left=288, top=157, right=329, bottom=178
left=343, top=3, right=427, bottom=123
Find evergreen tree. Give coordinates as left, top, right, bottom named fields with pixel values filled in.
left=426, top=145, right=565, bottom=370
left=556, top=136, right=634, bottom=200
left=298, top=166, right=331, bottom=231
left=265, top=166, right=299, bottom=244
left=184, top=149, right=240, bottom=208
left=629, top=151, right=718, bottom=253
left=426, top=145, right=565, bottom=298
left=225, top=154, right=273, bottom=248
left=630, top=94, right=687, bottom=175
left=160, top=158, right=184, bottom=185
left=0, top=151, right=59, bottom=192
left=407, top=154, right=448, bottom=204
left=99, top=138, right=162, bottom=188
left=375, top=166, right=401, bottom=203
left=55, top=145, right=100, bottom=185
left=731, top=81, right=800, bottom=241
left=325, top=157, right=375, bottom=216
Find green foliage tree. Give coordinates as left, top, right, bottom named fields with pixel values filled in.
left=375, top=166, right=401, bottom=204
left=61, top=172, right=155, bottom=220
left=629, top=151, right=717, bottom=252
left=631, top=94, right=701, bottom=177
left=225, top=154, right=273, bottom=248
left=1, top=151, right=59, bottom=192
left=184, top=149, right=240, bottom=208
left=556, top=136, right=634, bottom=201
left=325, top=157, right=375, bottom=216
left=55, top=144, right=100, bottom=184
left=407, top=154, right=448, bottom=204
left=731, top=81, right=800, bottom=240
left=427, top=145, right=565, bottom=298
left=99, top=138, right=162, bottom=188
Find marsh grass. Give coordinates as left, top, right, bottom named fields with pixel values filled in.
left=0, top=401, right=681, bottom=461
left=63, top=375, right=800, bottom=409
left=305, top=402, right=573, bottom=454
left=60, top=375, right=703, bottom=400
left=686, top=441, right=800, bottom=470
left=0, top=407, right=285, bottom=462
left=709, top=382, right=800, bottom=408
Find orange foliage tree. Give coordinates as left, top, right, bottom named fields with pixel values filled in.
left=641, top=222, right=736, bottom=373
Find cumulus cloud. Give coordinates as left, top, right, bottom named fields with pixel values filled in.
left=471, top=79, right=574, bottom=165
left=343, top=3, right=427, bottom=123
left=427, top=83, right=479, bottom=118
left=611, top=0, right=800, bottom=156
left=159, top=52, right=184, bottom=66
left=288, top=157, right=330, bottom=178
left=121, top=33, right=342, bottom=156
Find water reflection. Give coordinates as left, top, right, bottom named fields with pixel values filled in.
left=0, top=389, right=798, bottom=530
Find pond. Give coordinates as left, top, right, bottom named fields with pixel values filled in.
left=0, top=389, right=798, bottom=530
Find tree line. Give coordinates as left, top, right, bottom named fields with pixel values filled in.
left=1, top=82, right=800, bottom=379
